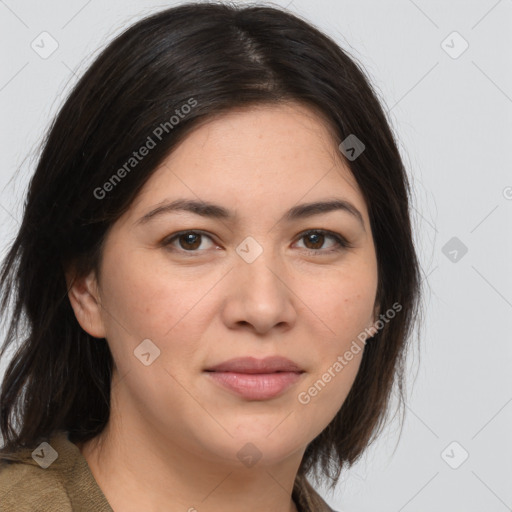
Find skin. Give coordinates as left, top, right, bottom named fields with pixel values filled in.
left=67, top=102, right=379, bottom=512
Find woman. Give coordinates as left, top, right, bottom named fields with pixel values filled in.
left=0, top=2, right=421, bottom=511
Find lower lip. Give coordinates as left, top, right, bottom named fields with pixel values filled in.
left=205, top=371, right=303, bottom=400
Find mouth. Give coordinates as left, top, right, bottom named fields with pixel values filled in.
left=204, top=356, right=305, bottom=400
left=204, top=371, right=304, bottom=400
left=204, top=355, right=304, bottom=374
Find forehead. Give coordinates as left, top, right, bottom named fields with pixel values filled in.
left=129, top=102, right=366, bottom=220
left=169, top=102, right=344, bottom=170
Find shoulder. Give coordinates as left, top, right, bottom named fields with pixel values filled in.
left=0, top=457, right=72, bottom=511
left=0, top=431, right=112, bottom=511
left=0, top=430, right=96, bottom=512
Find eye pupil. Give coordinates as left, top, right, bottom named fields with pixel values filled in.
left=180, top=233, right=201, bottom=250
left=305, top=232, right=324, bottom=249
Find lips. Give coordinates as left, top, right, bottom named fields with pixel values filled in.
left=204, top=356, right=304, bottom=374
left=204, top=356, right=305, bottom=400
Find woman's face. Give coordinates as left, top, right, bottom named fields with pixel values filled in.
left=76, top=102, right=378, bottom=468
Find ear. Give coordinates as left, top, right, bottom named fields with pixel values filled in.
left=372, top=302, right=380, bottom=325
left=365, top=300, right=380, bottom=335
left=65, top=267, right=106, bottom=339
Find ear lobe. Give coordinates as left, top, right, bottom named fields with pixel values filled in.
left=65, top=268, right=106, bottom=339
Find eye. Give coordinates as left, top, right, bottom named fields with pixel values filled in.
left=163, top=230, right=217, bottom=254
left=162, top=229, right=351, bottom=257
left=294, top=229, right=350, bottom=255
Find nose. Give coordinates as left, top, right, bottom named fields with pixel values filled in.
left=220, top=247, right=297, bottom=335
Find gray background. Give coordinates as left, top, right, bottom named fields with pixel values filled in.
left=1, top=0, right=511, bottom=510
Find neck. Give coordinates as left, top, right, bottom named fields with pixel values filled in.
left=77, top=379, right=304, bottom=512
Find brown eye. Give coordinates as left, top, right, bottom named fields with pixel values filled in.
left=295, top=229, right=350, bottom=255
left=302, top=232, right=325, bottom=250
left=178, top=232, right=202, bottom=250
left=163, top=231, right=216, bottom=253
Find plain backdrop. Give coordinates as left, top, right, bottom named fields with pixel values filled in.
left=1, top=1, right=511, bottom=510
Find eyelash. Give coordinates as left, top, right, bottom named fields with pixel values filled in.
left=162, top=229, right=351, bottom=257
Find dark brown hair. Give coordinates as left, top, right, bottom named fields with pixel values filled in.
left=0, top=0, right=421, bottom=492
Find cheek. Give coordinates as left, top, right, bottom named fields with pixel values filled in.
left=296, top=264, right=377, bottom=342
left=295, top=306, right=367, bottom=438
left=292, top=266, right=376, bottom=428
left=98, top=252, right=222, bottom=368
left=96, top=255, right=216, bottom=416
left=295, top=347, right=363, bottom=442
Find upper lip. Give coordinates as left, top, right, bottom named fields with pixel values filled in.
left=205, top=356, right=304, bottom=374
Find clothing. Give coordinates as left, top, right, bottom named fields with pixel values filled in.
left=0, top=431, right=336, bottom=511
left=0, top=431, right=111, bottom=512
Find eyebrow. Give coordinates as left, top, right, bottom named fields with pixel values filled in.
left=135, top=198, right=365, bottom=229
